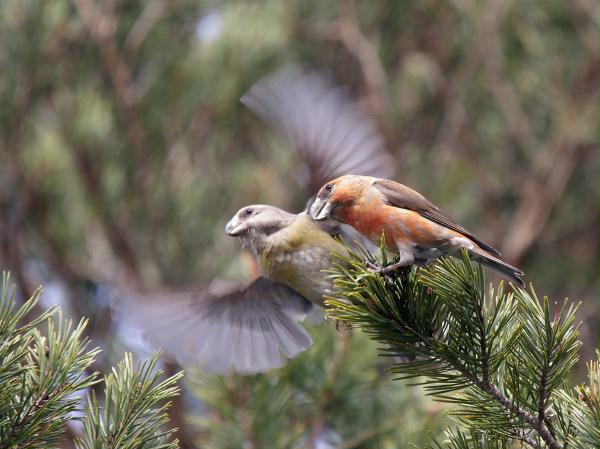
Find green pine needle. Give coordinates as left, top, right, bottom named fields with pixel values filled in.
left=325, top=246, right=593, bottom=449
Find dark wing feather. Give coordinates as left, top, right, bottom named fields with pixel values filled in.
left=373, top=179, right=501, bottom=256
left=113, top=277, right=313, bottom=374
left=241, top=67, right=394, bottom=195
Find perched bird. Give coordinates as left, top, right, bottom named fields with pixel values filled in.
left=114, top=68, right=391, bottom=374
left=310, top=175, right=525, bottom=287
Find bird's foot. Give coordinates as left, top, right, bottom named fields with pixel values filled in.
left=366, top=260, right=412, bottom=276
left=365, top=260, right=413, bottom=286
left=335, top=320, right=352, bottom=332
left=365, top=260, right=383, bottom=273
left=378, top=262, right=412, bottom=275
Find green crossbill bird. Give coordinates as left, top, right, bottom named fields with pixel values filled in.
left=121, top=205, right=349, bottom=374
left=310, top=175, right=525, bottom=287
left=115, top=68, right=391, bottom=374
left=225, top=205, right=349, bottom=307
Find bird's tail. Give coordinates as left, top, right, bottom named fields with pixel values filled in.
left=469, top=247, right=525, bottom=288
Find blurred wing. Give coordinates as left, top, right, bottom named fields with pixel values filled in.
left=114, top=277, right=313, bottom=374
left=241, top=67, right=394, bottom=194
left=373, top=179, right=500, bottom=256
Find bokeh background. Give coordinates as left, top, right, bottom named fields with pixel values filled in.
left=1, top=1, right=598, bottom=448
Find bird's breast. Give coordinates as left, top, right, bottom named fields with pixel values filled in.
left=262, top=248, right=334, bottom=306
left=339, top=201, right=454, bottom=250
left=258, top=226, right=341, bottom=307
left=339, top=199, right=395, bottom=248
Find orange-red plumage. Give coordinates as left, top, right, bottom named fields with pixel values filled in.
left=310, top=175, right=524, bottom=286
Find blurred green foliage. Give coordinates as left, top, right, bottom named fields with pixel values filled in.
left=191, top=324, right=446, bottom=449
left=0, top=0, right=597, bottom=448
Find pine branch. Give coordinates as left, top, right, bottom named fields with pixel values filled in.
left=0, top=273, right=184, bottom=449
left=325, top=247, right=590, bottom=449
left=75, top=352, right=183, bottom=449
left=554, top=353, right=599, bottom=449
left=0, top=274, right=99, bottom=449
left=432, top=428, right=513, bottom=449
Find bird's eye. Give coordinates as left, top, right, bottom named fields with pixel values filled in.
left=245, top=208, right=253, bottom=215
left=325, top=184, right=333, bottom=193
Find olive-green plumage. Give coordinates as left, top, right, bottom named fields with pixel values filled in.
left=118, top=205, right=346, bottom=374
left=226, top=205, right=348, bottom=306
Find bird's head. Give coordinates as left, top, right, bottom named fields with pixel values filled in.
left=226, top=205, right=295, bottom=249
left=309, top=175, right=369, bottom=221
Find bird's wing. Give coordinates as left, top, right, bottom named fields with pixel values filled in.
left=241, top=67, right=394, bottom=195
left=114, top=277, right=313, bottom=374
left=373, top=179, right=501, bottom=256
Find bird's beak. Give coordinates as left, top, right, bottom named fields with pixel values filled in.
left=310, top=198, right=333, bottom=221
left=225, top=216, right=248, bottom=236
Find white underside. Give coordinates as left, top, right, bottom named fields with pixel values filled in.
left=395, top=236, right=475, bottom=265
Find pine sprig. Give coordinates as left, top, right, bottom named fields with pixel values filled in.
left=0, top=274, right=99, bottom=449
left=431, top=428, right=512, bottom=449
left=325, top=247, right=593, bottom=449
left=0, top=274, right=184, bottom=449
left=75, top=353, right=183, bottom=449
left=554, top=353, right=599, bottom=449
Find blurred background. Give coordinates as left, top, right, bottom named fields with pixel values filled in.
left=0, top=0, right=597, bottom=448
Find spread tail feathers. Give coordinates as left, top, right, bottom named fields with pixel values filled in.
left=469, top=247, right=525, bottom=288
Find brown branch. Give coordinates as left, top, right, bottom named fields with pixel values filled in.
left=429, top=70, right=472, bottom=170
left=485, top=383, right=557, bottom=449
left=71, top=0, right=154, bottom=221
left=1, top=382, right=71, bottom=449
left=323, top=0, right=397, bottom=154
left=338, top=420, right=395, bottom=449
left=335, top=0, right=387, bottom=120
left=64, top=139, right=142, bottom=285
left=124, top=0, right=170, bottom=55
left=0, top=197, right=33, bottom=301
left=502, top=55, right=598, bottom=263
left=567, top=0, right=599, bottom=56
left=477, top=0, right=539, bottom=161
left=501, top=142, right=582, bottom=263
left=72, top=0, right=140, bottom=115
left=451, top=364, right=558, bottom=449
left=387, top=303, right=559, bottom=449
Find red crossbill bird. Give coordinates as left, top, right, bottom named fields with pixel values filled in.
left=310, top=175, right=525, bottom=287
left=115, top=68, right=390, bottom=374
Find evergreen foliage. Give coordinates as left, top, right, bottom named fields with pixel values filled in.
left=0, top=274, right=182, bottom=449
left=553, top=356, right=599, bottom=449
left=0, top=273, right=98, bottom=449
left=190, top=324, right=446, bottom=449
left=325, top=246, right=596, bottom=449
left=76, top=353, right=183, bottom=449
left=0, top=1, right=596, bottom=448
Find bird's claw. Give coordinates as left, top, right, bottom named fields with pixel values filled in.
left=335, top=320, right=352, bottom=332
left=365, top=260, right=411, bottom=276
left=365, top=260, right=383, bottom=273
